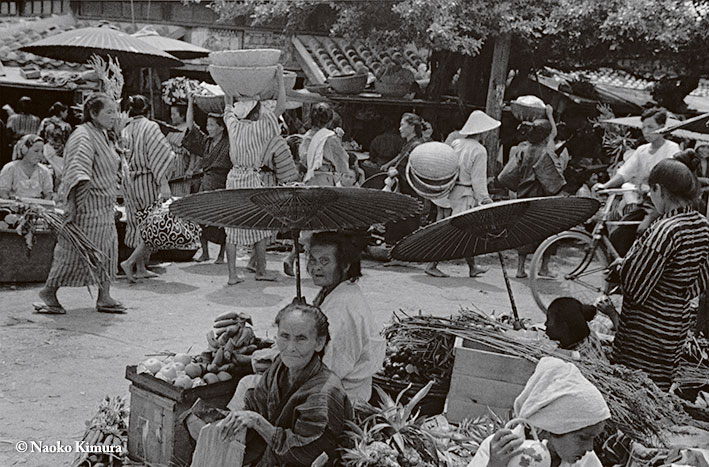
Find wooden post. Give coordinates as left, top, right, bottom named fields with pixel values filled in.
left=484, top=33, right=511, bottom=176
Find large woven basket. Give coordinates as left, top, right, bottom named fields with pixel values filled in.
left=193, top=94, right=224, bottom=114
left=408, top=142, right=460, bottom=181
left=209, top=49, right=281, bottom=67
left=328, top=73, right=367, bottom=94
left=511, top=101, right=546, bottom=121
left=209, top=65, right=277, bottom=99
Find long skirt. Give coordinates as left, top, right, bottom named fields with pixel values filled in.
left=45, top=208, right=117, bottom=287
left=225, top=169, right=271, bottom=246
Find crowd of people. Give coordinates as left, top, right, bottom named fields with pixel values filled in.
left=2, top=74, right=709, bottom=465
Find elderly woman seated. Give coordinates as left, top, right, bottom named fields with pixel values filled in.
left=468, top=357, right=610, bottom=467
left=0, top=135, right=53, bottom=199
left=189, top=303, right=352, bottom=467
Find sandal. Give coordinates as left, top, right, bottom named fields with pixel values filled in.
left=283, top=261, right=295, bottom=277
left=96, top=303, right=127, bottom=314
left=33, top=302, right=66, bottom=315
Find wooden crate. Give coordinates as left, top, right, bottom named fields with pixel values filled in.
left=0, top=230, right=55, bottom=283
left=445, top=338, right=536, bottom=423
left=125, top=365, right=246, bottom=467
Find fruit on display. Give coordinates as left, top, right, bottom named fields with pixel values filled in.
left=135, top=311, right=274, bottom=389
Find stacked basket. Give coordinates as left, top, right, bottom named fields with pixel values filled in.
left=208, top=49, right=295, bottom=101
left=406, top=142, right=460, bottom=206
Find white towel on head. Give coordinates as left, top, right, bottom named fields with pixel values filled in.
left=514, top=357, right=610, bottom=435
left=304, top=128, right=335, bottom=182
left=232, top=100, right=258, bottom=119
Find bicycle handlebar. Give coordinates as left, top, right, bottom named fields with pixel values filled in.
left=596, top=188, right=641, bottom=195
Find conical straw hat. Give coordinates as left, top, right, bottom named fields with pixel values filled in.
left=459, top=110, right=501, bottom=135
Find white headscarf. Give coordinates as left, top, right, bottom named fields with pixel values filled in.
left=514, top=357, right=610, bottom=435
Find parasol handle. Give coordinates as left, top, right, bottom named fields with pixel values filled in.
left=294, top=229, right=302, bottom=301
left=497, top=252, right=522, bottom=330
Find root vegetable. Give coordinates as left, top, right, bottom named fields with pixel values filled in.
left=215, top=311, right=239, bottom=321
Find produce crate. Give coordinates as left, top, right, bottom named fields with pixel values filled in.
left=445, top=338, right=536, bottom=423
left=125, top=365, right=247, bottom=467
left=0, top=229, right=55, bottom=283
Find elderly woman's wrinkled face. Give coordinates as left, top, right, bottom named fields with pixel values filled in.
left=307, top=244, right=345, bottom=288
left=547, top=422, right=604, bottom=464
left=277, top=311, right=325, bottom=372
left=24, top=142, right=44, bottom=165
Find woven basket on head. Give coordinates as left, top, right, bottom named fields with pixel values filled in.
left=193, top=95, right=224, bottom=114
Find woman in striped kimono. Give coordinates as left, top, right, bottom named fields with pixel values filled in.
left=222, top=65, right=286, bottom=285
left=119, top=95, right=175, bottom=283
left=37, top=93, right=125, bottom=314
left=610, top=159, right=709, bottom=390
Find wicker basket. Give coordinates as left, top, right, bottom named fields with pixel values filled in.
left=283, top=71, right=297, bottom=90
left=511, top=101, right=546, bottom=121
left=208, top=65, right=277, bottom=99
left=209, top=49, right=281, bottom=67
left=328, top=73, right=367, bottom=95
left=193, top=94, right=224, bottom=114
left=375, top=80, right=410, bottom=97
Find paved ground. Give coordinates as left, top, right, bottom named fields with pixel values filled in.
left=0, top=247, right=543, bottom=467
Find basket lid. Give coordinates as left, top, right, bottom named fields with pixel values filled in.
left=408, top=142, right=459, bottom=180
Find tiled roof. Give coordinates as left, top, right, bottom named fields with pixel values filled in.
left=293, top=35, right=428, bottom=84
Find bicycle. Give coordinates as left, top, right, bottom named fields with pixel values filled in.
left=528, top=188, right=644, bottom=314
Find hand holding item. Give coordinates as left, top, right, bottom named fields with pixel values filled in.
left=64, top=196, right=76, bottom=223
left=487, top=429, right=524, bottom=467
left=219, top=410, right=262, bottom=441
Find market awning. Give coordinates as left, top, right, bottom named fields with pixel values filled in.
left=0, top=65, right=98, bottom=91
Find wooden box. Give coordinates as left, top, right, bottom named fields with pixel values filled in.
left=445, top=338, right=537, bottom=423
left=125, top=365, right=246, bottom=467
left=0, top=230, right=56, bottom=283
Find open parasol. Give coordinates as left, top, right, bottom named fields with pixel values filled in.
left=20, top=25, right=183, bottom=68
left=171, top=187, right=422, bottom=300
left=132, top=26, right=209, bottom=60
left=392, top=197, right=600, bottom=327
left=602, top=115, right=709, bottom=142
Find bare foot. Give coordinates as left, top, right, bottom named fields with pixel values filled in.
left=120, top=260, right=136, bottom=283
left=227, top=275, right=244, bottom=286
left=516, top=271, right=528, bottom=279
left=136, top=269, right=159, bottom=279
left=38, top=287, right=62, bottom=308
left=469, top=267, right=488, bottom=278
left=245, top=265, right=257, bottom=273
left=425, top=267, right=449, bottom=278
left=255, top=272, right=278, bottom=282
left=214, top=257, right=225, bottom=265
left=195, top=254, right=210, bottom=262
left=537, top=269, right=556, bottom=279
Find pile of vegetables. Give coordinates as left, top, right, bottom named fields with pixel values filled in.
left=341, top=381, right=505, bottom=467
left=137, top=312, right=273, bottom=389
left=72, top=396, right=128, bottom=467
left=380, top=308, right=704, bottom=448
left=0, top=202, right=45, bottom=248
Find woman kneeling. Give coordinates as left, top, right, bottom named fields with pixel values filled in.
left=198, top=303, right=352, bottom=466
left=468, top=357, right=610, bottom=467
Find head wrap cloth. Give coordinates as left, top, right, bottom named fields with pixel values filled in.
left=514, top=357, right=610, bottom=435
left=13, top=134, right=44, bottom=161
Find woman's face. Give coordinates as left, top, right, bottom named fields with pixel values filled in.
left=641, top=116, right=663, bottom=144
left=547, top=422, right=604, bottom=464
left=91, top=102, right=117, bottom=130
left=697, top=145, right=709, bottom=160
left=649, top=183, right=664, bottom=212
left=277, top=311, right=325, bottom=372
left=60, top=109, right=69, bottom=121
left=206, top=118, right=223, bottom=139
left=307, top=244, right=345, bottom=288
left=399, top=118, right=415, bottom=140
left=24, top=142, right=44, bottom=165
left=170, top=107, right=185, bottom=125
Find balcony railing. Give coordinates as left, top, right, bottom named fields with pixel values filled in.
left=0, top=0, right=68, bottom=16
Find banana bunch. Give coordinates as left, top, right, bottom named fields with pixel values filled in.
left=72, top=396, right=128, bottom=467
left=202, top=312, right=273, bottom=374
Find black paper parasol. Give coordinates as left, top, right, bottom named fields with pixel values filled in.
left=20, top=26, right=183, bottom=68
left=392, top=197, right=600, bottom=326
left=171, top=187, right=422, bottom=300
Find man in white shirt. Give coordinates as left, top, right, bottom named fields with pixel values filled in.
left=594, top=108, right=680, bottom=193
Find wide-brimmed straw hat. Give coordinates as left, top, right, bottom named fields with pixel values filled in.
left=459, top=110, right=501, bottom=135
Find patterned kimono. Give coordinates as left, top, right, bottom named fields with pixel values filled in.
left=39, top=116, right=72, bottom=157
left=243, top=355, right=352, bottom=467
left=46, top=123, right=120, bottom=287
left=121, top=116, right=175, bottom=248
left=612, top=207, right=709, bottom=390
left=224, top=105, right=280, bottom=246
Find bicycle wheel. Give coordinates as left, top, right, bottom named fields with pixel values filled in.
left=529, top=230, right=620, bottom=314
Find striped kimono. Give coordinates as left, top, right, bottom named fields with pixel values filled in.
left=224, top=105, right=280, bottom=246
left=612, top=207, right=709, bottom=390
left=121, top=116, right=175, bottom=248
left=46, top=123, right=120, bottom=287
left=243, top=356, right=352, bottom=467
left=261, top=135, right=300, bottom=187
